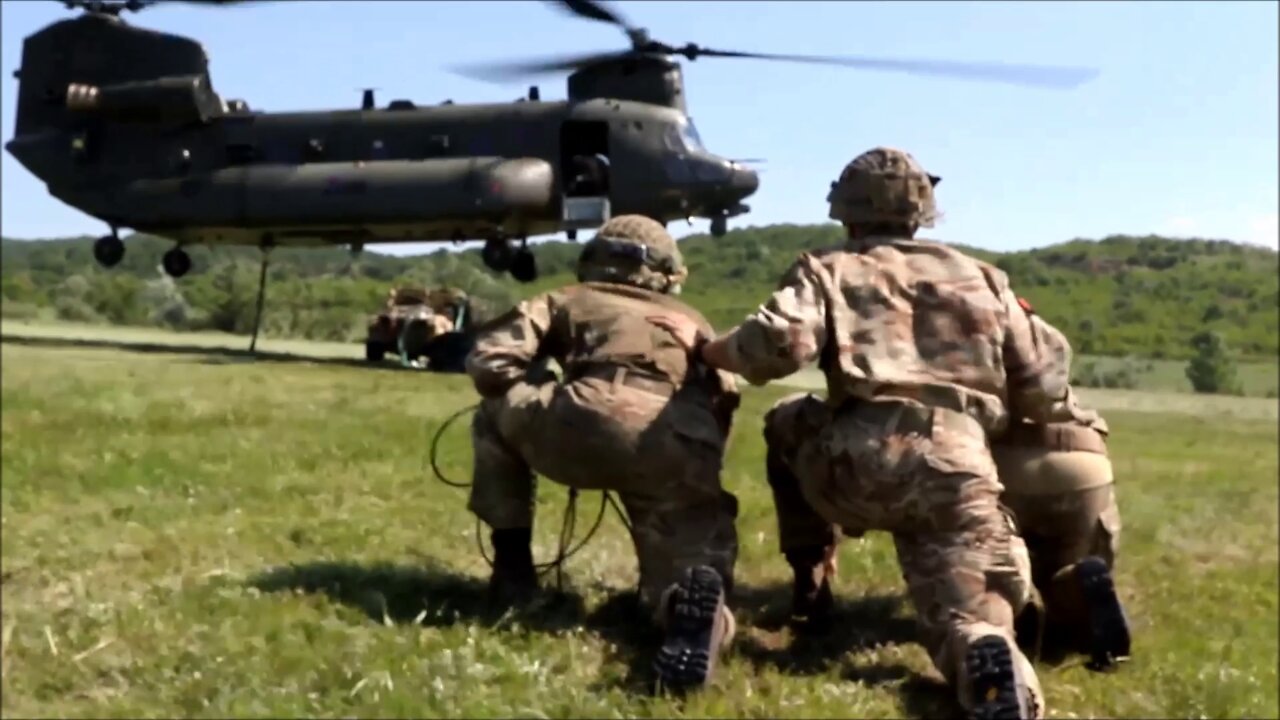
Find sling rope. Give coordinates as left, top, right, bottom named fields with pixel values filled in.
left=427, top=404, right=633, bottom=588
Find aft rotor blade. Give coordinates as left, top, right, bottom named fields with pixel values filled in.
left=136, top=0, right=267, bottom=9
left=693, top=48, right=1099, bottom=89
left=450, top=50, right=630, bottom=81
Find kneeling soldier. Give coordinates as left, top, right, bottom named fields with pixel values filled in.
left=465, top=215, right=741, bottom=693
left=993, top=311, right=1131, bottom=670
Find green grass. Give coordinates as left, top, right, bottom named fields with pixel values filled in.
left=7, top=318, right=1278, bottom=400
left=2, top=335, right=1277, bottom=718
left=1074, top=355, right=1279, bottom=398
left=0, top=319, right=363, bottom=362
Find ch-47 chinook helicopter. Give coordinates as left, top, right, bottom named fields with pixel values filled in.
left=6, top=0, right=1100, bottom=286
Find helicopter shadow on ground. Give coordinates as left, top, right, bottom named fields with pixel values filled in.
left=0, top=333, right=416, bottom=373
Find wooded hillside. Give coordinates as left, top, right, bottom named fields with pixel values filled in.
left=3, top=225, right=1276, bottom=361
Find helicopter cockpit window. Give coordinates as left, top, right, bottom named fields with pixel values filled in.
left=680, top=121, right=704, bottom=152
left=664, top=121, right=705, bottom=154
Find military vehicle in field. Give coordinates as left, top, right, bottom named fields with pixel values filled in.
left=365, top=286, right=473, bottom=372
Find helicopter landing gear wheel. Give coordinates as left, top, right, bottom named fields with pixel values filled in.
left=93, top=234, right=124, bottom=268
left=510, top=248, right=537, bottom=283
left=481, top=238, right=515, bottom=273
left=710, top=216, right=728, bottom=238
left=162, top=247, right=192, bottom=278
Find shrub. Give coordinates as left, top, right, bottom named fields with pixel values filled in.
left=1185, top=331, right=1244, bottom=395
left=1071, top=358, right=1141, bottom=389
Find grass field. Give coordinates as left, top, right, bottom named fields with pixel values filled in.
left=4, top=319, right=1278, bottom=399
left=2, top=330, right=1277, bottom=718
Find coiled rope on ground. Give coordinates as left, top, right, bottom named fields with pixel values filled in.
left=426, top=403, right=633, bottom=588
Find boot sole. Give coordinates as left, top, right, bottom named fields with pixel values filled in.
left=965, top=635, right=1027, bottom=719
left=1077, top=556, right=1131, bottom=671
left=654, top=565, right=724, bottom=693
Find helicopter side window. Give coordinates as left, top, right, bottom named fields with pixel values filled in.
left=662, top=125, right=684, bottom=154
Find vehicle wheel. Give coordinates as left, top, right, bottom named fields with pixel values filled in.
left=510, top=250, right=537, bottom=283
left=365, top=341, right=386, bottom=362
left=162, top=247, right=192, bottom=278
left=426, top=333, right=472, bottom=373
left=93, top=235, right=125, bottom=268
left=710, top=216, right=727, bottom=237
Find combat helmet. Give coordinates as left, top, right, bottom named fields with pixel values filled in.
left=826, top=147, right=942, bottom=229
left=577, top=214, right=689, bottom=294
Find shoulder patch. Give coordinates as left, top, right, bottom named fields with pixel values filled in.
left=1017, top=296, right=1035, bottom=314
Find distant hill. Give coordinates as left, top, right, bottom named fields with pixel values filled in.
left=3, top=225, right=1276, bottom=361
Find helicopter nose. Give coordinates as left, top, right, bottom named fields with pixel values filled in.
left=732, top=164, right=760, bottom=199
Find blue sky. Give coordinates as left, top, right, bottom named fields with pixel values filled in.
left=1, top=0, right=1276, bottom=254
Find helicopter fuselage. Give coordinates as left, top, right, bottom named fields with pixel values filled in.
left=7, top=97, right=757, bottom=248
left=5, top=12, right=758, bottom=254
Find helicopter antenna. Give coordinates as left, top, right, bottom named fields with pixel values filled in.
left=455, top=0, right=1099, bottom=90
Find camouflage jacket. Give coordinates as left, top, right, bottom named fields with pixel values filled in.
left=467, top=281, right=740, bottom=406
left=720, top=236, right=1074, bottom=431
left=1019, top=313, right=1109, bottom=435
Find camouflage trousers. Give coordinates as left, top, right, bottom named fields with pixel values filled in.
left=468, top=375, right=739, bottom=620
left=764, top=392, right=1040, bottom=713
left=995, top=435, right=1122, bottom=641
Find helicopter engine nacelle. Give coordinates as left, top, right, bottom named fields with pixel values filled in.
left=567, top=56, right=686, bottom=112
left=64, top=74, right=224, bottom=125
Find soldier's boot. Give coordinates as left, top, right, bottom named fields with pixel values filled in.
left=962, top=634, right=1044, bottom=719
left=1046, top=556, right=1131, bottom=670
left=785, top=545, right=835, bottom=632
left=653, top=565, right=735, bottom=694
left=488, top=527, right=538, bottom=607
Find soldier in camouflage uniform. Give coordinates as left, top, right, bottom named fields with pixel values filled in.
left=649, top=147, right=1077, bottom=718
left=465, top=214, right=742, bottom=693
left=993, top=312, right=1130, bottom=669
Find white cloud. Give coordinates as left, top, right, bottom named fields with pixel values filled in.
left=1245, top=212, right=1279, bottom=250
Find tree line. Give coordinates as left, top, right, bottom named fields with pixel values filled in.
left=3, top=226, right=1276, bottom=374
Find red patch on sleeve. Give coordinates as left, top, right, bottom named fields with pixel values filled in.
left=1017, top=296, right=1035, bottom=314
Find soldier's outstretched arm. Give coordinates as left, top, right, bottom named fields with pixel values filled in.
left=1025, top=312, right=1111, bottom=433
left=650, top=254, right=829, bottom=386
left=465, top=294, right=557, bottom=399
left=995, top=278, right=1074, bottom=424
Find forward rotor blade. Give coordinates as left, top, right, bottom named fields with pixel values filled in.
left=554, top=0, right=630, bottom=29
left=693, top=48, right=1099, bottom=89
left=449, top=50, right=630, bottom=81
